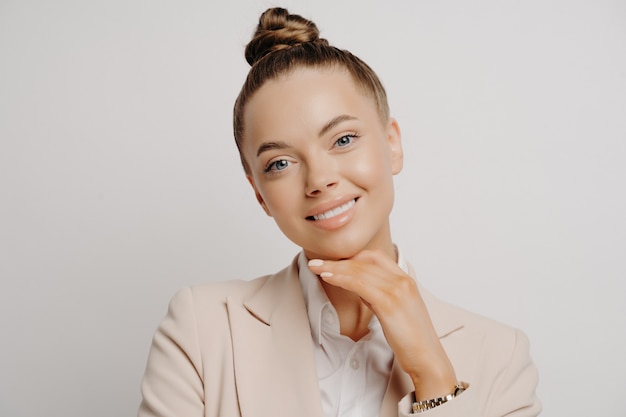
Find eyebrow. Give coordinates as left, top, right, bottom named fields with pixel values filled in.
left=318, top=114, right=358, bottom=137
left=255, top=114, right=358, bottom=158
left=256, top=141, right=290, bottom=157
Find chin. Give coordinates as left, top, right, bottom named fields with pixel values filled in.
left=303, top=238, right=372, bottom=261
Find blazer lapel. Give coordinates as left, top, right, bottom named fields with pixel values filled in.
left=227, top=257, right=324, bottom=417
left=419, top=285, right=465, bottom=338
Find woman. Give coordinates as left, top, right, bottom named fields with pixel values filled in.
left=138, top=7, right=541, bottom=417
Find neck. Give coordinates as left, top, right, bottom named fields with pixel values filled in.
left=322, top=280, right=373, bottom=341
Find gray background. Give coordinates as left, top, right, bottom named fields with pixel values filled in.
left=1, top=0, right=625, bottom=416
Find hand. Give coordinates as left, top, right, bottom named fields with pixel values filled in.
left=307, top=249, right=458, bottom=400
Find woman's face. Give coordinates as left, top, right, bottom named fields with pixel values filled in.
left=242, top=67, right=403, bottom=260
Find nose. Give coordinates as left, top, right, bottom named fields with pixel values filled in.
left=305, top=157, right=338, bottom=196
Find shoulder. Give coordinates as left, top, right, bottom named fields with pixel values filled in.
left=422, top=286, right=522, bottom=343
left=167, top=274, right=271, bottom=318
left=421, top=286, right=534, bottom=374
left=165, top=259, right=297, bottom=322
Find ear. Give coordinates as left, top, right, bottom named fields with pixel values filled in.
left=387, top=118, right=404, bottom=175
left=246, top=174, right=272, bottom=217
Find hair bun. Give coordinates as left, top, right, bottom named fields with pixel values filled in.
left=245, top=7, right=326, bottom=66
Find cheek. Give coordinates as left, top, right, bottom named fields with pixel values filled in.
left=350, top=147, right=393, bottom=185
left=259, top=181, right=298, bottom=214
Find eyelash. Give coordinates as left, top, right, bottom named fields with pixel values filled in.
left=335, top=133, right=359, bottom=147
left=264, top=159, right=290, bottom=173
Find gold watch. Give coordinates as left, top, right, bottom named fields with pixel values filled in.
left=412, top=384, right=465, bottom=413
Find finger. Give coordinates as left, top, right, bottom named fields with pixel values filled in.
left=307, top=257, right=413, bottom=313
left=307, top=249, right=399, bottom=280
left=307, top=257, right=390, bottom=290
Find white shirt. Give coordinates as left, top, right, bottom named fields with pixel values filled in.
left=297, top=251, right=411, bottom=417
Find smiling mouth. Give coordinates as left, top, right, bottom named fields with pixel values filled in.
left=306, top=198, right=357, bottom=221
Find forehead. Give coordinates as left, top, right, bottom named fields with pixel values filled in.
left=242, top=67, right=378, bottom=138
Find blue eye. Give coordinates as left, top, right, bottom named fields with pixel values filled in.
left=265, top=159, right=290, bottom=172
left=335, top=134, right=357, bottom=147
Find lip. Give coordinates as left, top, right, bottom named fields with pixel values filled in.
left=305, top=195, right=360, bottom=220
left=305, top=195, right=360, bottom=231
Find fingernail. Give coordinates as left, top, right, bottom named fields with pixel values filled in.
left=320, top=272, right=333, bottom=278
left=308, top=259, right=324, bottom=267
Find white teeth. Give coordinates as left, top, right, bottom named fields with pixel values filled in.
left=313, top=199, right=355, bottom=220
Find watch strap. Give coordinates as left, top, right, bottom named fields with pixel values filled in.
left=412, top=384, right=465, bottom=414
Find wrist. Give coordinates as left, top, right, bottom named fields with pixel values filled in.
left=410, top=366, right=458, bottom=401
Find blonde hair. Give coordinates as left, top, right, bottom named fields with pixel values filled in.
left=233, top=7, right=390, bottom=173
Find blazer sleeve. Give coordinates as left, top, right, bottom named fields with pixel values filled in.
left=138, top=287, right=205, bottom=417
left=397, top=330, right=541, bottom=417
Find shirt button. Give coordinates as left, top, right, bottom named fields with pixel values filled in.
left=350, top=358, right=360, bottom=370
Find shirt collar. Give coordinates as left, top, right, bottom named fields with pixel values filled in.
left=297, top=252, right=329, bottom=345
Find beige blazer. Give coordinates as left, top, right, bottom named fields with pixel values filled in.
left=138, top=256, right=541, bottom=417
